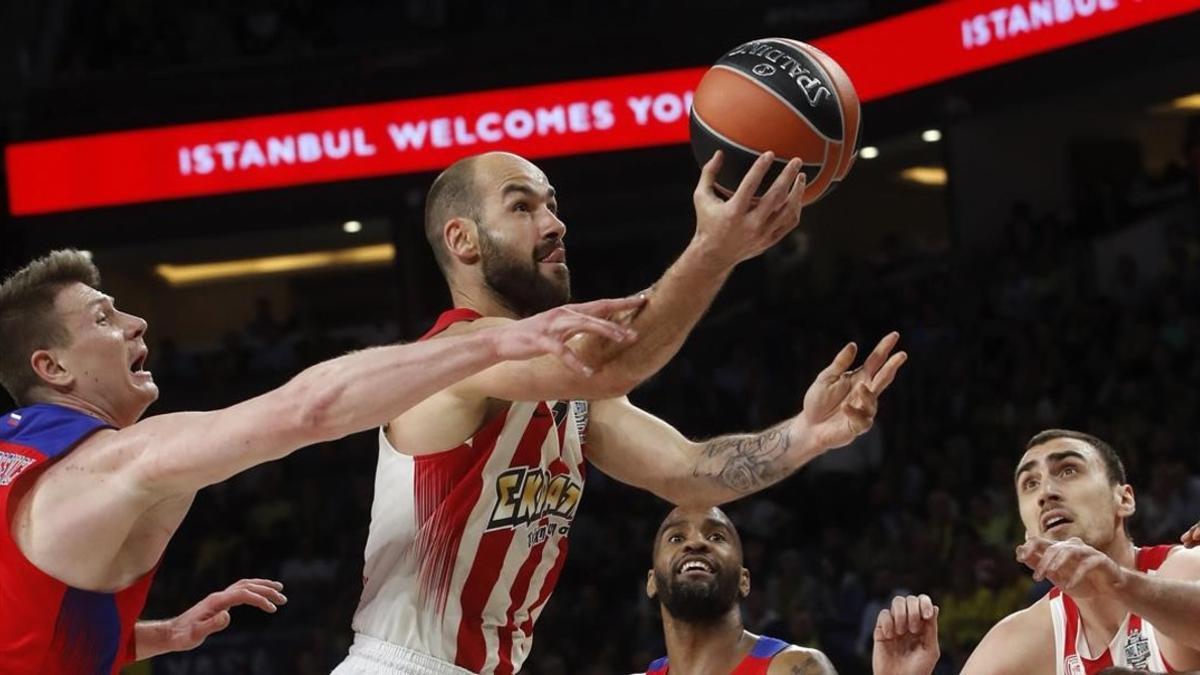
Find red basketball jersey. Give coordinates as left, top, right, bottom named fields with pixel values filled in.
left=0, top=404, right=157, bottom=674
left=646, top=635, right=791, bottom=674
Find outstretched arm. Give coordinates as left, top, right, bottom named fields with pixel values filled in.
left=441, top=151, right=810, bottom=403
left=119, top=297, right=642, bottom=496
left=134, top=579, right=286, bottom=660
left=586, top=334, right=905, bottom=506
left=1018, top=537, right=1200, bottom=659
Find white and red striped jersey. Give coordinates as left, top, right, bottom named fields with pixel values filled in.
left=1048, top=545, right=1178, bottom=675
left=350, top=309, right=589, bottom=675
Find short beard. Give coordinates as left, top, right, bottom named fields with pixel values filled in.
left=653, top=568, right=741, bottom=625
left=477, top=223, right=570, bottom=318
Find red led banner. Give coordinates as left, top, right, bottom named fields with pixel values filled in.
left=7, top=0, right=1198, bottom=215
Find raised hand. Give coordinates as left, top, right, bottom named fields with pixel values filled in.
left=873, top=594, right=941, bottom=675
left=489, top=295, right=646, bottom=376
left=156, top=578, right=287, bottom=653
left=692, top=150, right=807, bottom=268
left=1016, top=536, right=1124, bottom=598
left=793, top=332, right=906, bottom=454
left=1182, top=520, right=1200, bottom=548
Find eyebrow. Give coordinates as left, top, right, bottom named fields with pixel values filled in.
left=501, top=183, right=556, bottom=200
left=87, top=296, right=115, bottom=308
left=1014, top=450, right=1088, bottom=482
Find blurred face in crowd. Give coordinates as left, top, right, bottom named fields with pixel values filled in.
left=472, top=153, right=571, bottom=317
left=37, top=283, right=156, bottom=426
left=1014, top=437, right=1134, bottom=550
left=647, top=506, right=750, bottom=623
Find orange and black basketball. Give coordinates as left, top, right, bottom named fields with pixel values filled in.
left=690, top=38, right=861, bottom=205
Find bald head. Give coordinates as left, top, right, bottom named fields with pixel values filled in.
left=423, top=152, right=550, bottom=274
left=424, top=155, right=482, bottom=272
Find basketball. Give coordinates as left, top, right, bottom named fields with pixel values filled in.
left=690, top=38, right=861, bottom=205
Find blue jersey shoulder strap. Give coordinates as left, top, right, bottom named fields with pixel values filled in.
left=749, top=635, right=790, bottom=659
left=0, top=404, right=110, bottom=459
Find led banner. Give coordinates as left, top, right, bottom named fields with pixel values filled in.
left=7, top=0, right=1198, bottom=215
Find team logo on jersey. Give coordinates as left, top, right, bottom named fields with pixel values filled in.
left=0, top=450, right=35, bottom=486
left=1124, top=629, right=1151, bottom=669
left=486, top=466, right=582, bottom=534
left=1064, top=655, right=1086, bottom=675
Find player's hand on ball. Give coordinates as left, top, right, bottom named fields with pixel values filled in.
left=491, top=296, right=646, bottom=376
left=873, top=594, right=940, bottom=675
left=692, top=150, right=807, bottom=267
left=792, top=332, right=905, bottom=455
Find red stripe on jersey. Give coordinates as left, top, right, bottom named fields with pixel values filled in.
left=495, top=537, right=548, bottom=675
left=455, top=403, right=553, bottom=671
left=1136, top=545, right=1175, bottom=572
left=413, top=411, right=507, bottom=614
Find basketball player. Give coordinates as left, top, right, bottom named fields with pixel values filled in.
left=643, top=505, right=837, bottom=675
left=337, top=149, right=906, bottom=674
left=0, top=249, right=642, bottom=673
left=872, top=429, right=1200, bottom=675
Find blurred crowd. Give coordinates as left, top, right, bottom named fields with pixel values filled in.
left=129, top=144, right=1200, bottom=675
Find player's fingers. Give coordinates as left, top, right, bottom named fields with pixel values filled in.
left=861, top=332, right=900, bottom=379
left=237, top=579, right=284, bottom=591
left=918, top=594, right=935, bottom=620
left=891, top=596, right=909, bottom=635
left=554, top=342, right=594, bottom=377
left=876, top=609, right=894, bottom=640
left=756, top=157, right=802, bottom=215
left=559, top=311, right=636, bottom=343
left=221, top=587, right=277, bottom=613
left=819, top=342, right=859, bottom=382
left=567, top=294, right=647, bottom=319
left=1182, top=524, right=1200, bottom=547
left=243, top=583, right=288, bottom=606
left=730, top=152, right=776, bottom=211
left=694, top=150, right=724, bottom=200
left=870, top=351, right=908, bottom=394
left=1034, top=544, right=1068, bottom=583
left=905, top=595, right=923, bottom=634
left=191, top=610, right=231, bottom=639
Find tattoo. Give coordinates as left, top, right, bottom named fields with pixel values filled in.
left=790, top=651, right=838, bottom=675
left=693, top=420, right=791, bottom=494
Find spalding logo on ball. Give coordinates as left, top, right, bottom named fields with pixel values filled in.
left=690, top=38, right=861, bottom=205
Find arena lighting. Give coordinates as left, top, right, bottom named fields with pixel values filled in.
left=154, top=243, right=394, bottom=286
left=1170, top=93, right=1200, bottom=110
left=7, top=0, right=1199, bottom=215
left=921, top=129, right=943, bottom=142
left=342, top=220, right=363, bottom=233
left=900, top=166, right=949, bottom=186
left=859, top=146, right=880, bottom=159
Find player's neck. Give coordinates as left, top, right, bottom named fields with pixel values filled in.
left=661, top=609, right=752, bottom=674
left=448, top=283, right=520, bottom=320
left=30, top=391, right=124, bottom=427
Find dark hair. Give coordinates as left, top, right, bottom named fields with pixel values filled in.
left=1026, top=429, right=1127, bottom=485
left=424, top=156, right=481, bottom=272
left=0, top=250, right=101, bottom=404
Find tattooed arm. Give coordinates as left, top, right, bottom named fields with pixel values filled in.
left=586, top=335, right=905, bottom=506
left=767, top=648, right=839, bottom=675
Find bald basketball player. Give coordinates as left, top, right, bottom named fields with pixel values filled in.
left=643, top=506, right=837, bottom=675
left=337, top=149, right=906, bottom=675
left=872, top=429, right=1200, bottom=675
left=0, top=249, right=641, bottom=673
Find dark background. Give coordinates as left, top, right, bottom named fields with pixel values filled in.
left=2, top=2, right=1200, bottom=673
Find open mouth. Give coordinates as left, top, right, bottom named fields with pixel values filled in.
left=129, top=350, right=150, bottom=377
left=538, top=247, right=566, bottom=264
left=675, top=557, right=716, bottom=578
left=1041, top=511, right=1073, bottom=533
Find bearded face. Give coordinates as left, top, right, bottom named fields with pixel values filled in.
left=477, top=221, right=570, bottom=318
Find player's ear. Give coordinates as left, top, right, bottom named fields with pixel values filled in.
left=739, top=567, right=750, bottom=599
left=1116, top=483, right=1135, bottom=520
left=646, top=569, right=658, bottom=600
